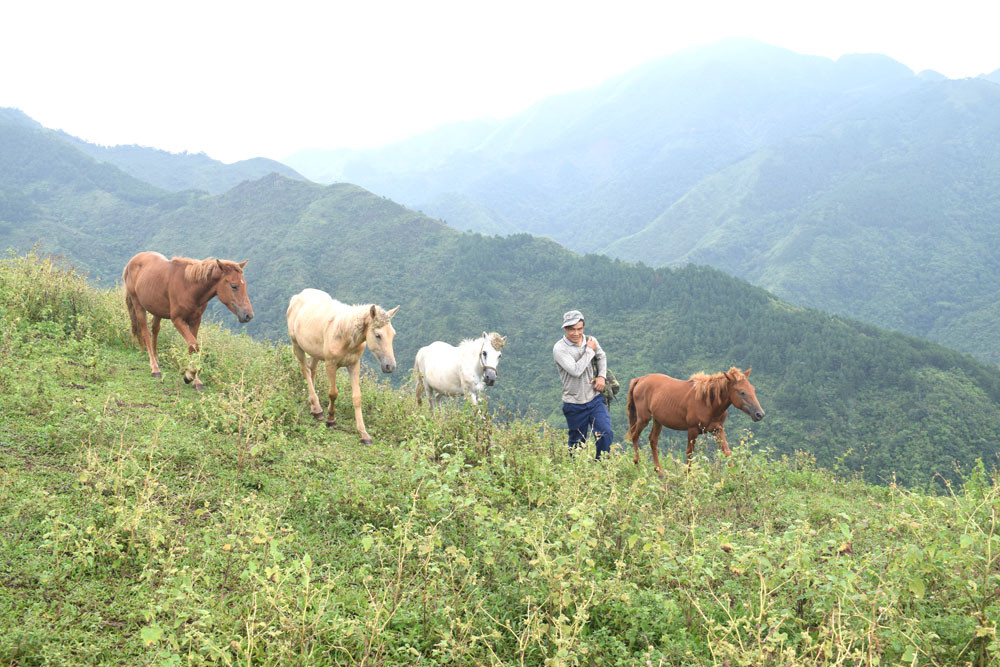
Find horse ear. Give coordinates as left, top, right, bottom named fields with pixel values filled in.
left=239, top=260, right=248, bottom=269
left=482, top=331, right=489, bottom=339
left=369, top=305, right=377, bottom=320
left=745, top=366, right=752, bottom=377
left=387, top=306, right=400, bottom=318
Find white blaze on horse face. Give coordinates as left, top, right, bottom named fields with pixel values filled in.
left=480, top=331, right=502, bottom=386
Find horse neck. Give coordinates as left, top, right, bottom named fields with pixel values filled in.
left=340, top=305, right=371, bottom=350
left=695, top=377, right=734, bottom=414
left=179, top=265, right=219, bottom=310
left=458, top=338, right=485, bottom=372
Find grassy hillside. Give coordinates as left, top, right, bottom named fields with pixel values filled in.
left=4, top=253, right=1000, bottom=665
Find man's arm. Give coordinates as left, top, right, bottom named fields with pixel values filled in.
left=553, top=342, right=595, bottom=377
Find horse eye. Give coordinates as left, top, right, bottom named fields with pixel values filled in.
left=375, top=333, right=382, bottom=339
left=231, top=284, right=238, bottom=290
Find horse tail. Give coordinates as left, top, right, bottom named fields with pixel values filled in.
left=124, top=290, right=141, bottom=341
left=626, top=376, right=641, bottom=441
left=414, top=361, right=425, bottom=407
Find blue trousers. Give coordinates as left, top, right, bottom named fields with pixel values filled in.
left=563, top=395, right=614, bottom=459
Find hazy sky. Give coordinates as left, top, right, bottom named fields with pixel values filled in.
left=3, top=0, right=999, bottom=164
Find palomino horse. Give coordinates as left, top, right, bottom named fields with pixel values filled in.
left=122, top=251, right=253, bottom=390
left=414, top=331, right=506, bottom=409
left=627, top=367, right=765, bottom=475
left=286, top=288, right=399, bottom=445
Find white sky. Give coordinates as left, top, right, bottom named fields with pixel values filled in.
left=2, top=0, right=999, bottom=164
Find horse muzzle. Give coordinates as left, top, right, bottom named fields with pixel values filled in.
left=238, top=312, right=254, bottom=323
left=381, top=360, right=396, bottom=374
left=750, top=408, right=765, bottom=422
left=483, top=368, right=497, bottom=386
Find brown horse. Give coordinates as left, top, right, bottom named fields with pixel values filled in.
left=627, top=367, right=765, bottom=475
left=123, top=251, right=253, bottom=390
left=286, top=288, right=399, bottom=445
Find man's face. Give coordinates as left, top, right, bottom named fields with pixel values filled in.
left=564, top=321, right=584, bottom=345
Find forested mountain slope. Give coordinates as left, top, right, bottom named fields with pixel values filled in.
left=605, top=77, right=1000, bottom=363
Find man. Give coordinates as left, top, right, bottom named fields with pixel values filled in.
left=553, top=309, right=614, bottom=458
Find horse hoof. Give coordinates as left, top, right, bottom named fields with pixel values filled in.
left=193, top=384, right=205, bottom=392
left=183, top=375, right=193, bottom=384
left=360, top=438, right=373, bottom=445
left=151, top=372, right=162, bottom=379
left=325, top=421, right=336, bottom=429
left=310, top=412, right=324, bottom=420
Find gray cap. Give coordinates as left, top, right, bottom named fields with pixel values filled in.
left=562, top=310, right=584, bottom=328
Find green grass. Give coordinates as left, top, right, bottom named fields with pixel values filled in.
left=2, top=251, right=1000, bottom=665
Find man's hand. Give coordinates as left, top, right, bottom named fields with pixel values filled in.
left=586, top=337, right=598, bottom=351
left=593, top=376, right=606, bottom=392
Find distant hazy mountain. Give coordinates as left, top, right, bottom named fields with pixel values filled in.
left=0, top=105, right=302, bottom=194
left=285, top=39, right=923, bottom=251
left=62, top=132, right=305, bottom=194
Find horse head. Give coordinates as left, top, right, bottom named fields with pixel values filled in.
left=214, top=259, right=254, bottom=323
left=480, top=331, right=506, bottom=386
left=727, top=366, right=765, bottom=422
left=366, top=305, right=400, bottom=373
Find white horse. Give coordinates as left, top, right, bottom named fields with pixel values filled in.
left=414, top=332, right=506, bottom=409
left=286, top=288, right=399, bottom=444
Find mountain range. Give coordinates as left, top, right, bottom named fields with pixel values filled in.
left=284, top=39, right=1000, bottom=365
left=3, top=103, right=1000, bottom=487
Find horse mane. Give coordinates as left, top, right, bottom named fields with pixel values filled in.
left=333, top=303, right=393, bottom=343
left=689, top=367, right=745, bottom=406
left=458, top=332, right=506, bottom=353
left=172, top=256, right=231, bottom=283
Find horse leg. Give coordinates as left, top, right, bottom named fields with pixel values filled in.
left=713, top=425, right=732, bottom=456
left=649, top=422, right=665, bottom=477
left=171, top=316, right=203, bottom=390
left=292, top=344, right=324, bottom=418
left=150, top=316, right=162, bottom=378
left=323, top=361, right=339, bottom=427
left=188, top=320, right=205, bottom=389
left=630, top=415, right=650, bottom=465
left=130, top=302, right=159, bottom=378
left=686, top=427, right=700, bottom=464
left=347, top=361, right=372, bottom=445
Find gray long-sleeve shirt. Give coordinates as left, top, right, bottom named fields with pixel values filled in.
left=553, top=335, right=607, bottom=404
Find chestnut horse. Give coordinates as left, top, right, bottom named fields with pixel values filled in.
left=286, top=288, right=399, bottom=445
left=627, top=367, right=765, bottom=475
left=123, top=251, right=253, bottom=390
